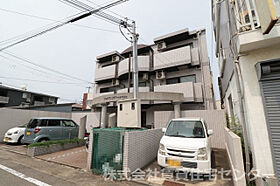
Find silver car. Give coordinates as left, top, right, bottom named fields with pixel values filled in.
left=22, top=117, right=79, bottom=144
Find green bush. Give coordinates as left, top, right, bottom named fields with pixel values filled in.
left=28, top=138, right=84, bottom=148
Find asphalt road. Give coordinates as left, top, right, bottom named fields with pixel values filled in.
left=0, top=145, right=141, bottom=186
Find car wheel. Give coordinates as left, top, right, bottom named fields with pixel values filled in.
left=38, top=139, right=48, bottom=143
left=17, top=135, right=24, bottom=145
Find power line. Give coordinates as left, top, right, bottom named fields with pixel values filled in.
left=0, top=7, right=119, bottom=35
left=1, top=51, right=94, bottom=84
left=0, top=76, right=88, bottom=86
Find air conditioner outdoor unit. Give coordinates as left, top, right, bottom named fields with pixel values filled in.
left=156, top=71, right=165, bottom=79
left=112, top=79, right=120, bottom=86
left=112, top=55, right=120, bottom=62
left=142, top=73, right=149, bottom=81
left=157, top=42, right=167, bottom=50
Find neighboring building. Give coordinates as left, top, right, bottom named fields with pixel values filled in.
left=0, top=85, right=58, bottom=107
left=86, top=28, right=216, bottom=128
left=212, top=0, right=280, bottom=185
left=18, top=103, right=83, bottom=113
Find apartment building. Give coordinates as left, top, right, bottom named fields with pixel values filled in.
left=87, top=28, right=215, bottom=128
left=0, top=85, right=58, bottom=107
left=212, top=0, right=280, bottom=185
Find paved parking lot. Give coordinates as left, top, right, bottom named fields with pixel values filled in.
left=0, top=143, right=27, bottom=155
left=38, top=146, right=88, bottom=170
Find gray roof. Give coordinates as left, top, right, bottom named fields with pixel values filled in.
left=0, top=85, right=59, bottom=98
left=96, top=51, right=121, bottom=60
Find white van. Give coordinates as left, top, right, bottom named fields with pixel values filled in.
left=157, top=118, right=213, bottom=174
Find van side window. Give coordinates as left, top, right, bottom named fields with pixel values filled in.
left=27, top=119, right=39, bottom=128
left=62, top=120, right=77, bottom=127
left=48, top=120, right=61, bottom=127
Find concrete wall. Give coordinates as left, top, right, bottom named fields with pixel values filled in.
left=71, top=112, right=100, bottom=132
left=238, top=46, right=280, bottom=176
left=0, top=108, right=71, bottom=142
left=224, top=127, right=246, bottom=186
left=154, top=110, right=226, bottom=149
left=122, top=129, right=163, bottom=172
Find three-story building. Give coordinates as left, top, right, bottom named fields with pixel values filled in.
left=87, top=28, right=216, bottom=128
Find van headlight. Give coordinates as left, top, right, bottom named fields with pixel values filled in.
left=158, top=143, right=166, bottom=155
left=197, top=147, right=207, bottom=160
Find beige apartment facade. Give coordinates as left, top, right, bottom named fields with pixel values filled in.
left=87, top=28, right=216, bottom=128
left=213, top=0, right=280, bottom=185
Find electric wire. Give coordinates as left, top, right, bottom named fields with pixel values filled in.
left=2, top=51, right=94, bottom=85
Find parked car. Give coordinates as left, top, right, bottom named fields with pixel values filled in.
left=22, top=117, right=79, bottom=144
left=3, top=124, right=27, bottom=144
left=157, top=118, right=213, bottom=174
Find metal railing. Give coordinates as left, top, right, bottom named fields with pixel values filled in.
left=232, top=0, right=260, bottom=32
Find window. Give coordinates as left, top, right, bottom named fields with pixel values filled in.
left=119, top=104, right=123, bottom=111
left=166, top=78, right=179, bottom=85
left=39, top=120, right=48, bottom=127
left=165, top=121, right=205, bottom=138
left=62, top=120, right=77, bottom=127
left=27, top=119, right=39, bottom=128
left=180, top=75, right=196, bottom=83
left=166, top=75, right=196, bottom=85
left=0, top=90, right=7, bottom=97
left=34, top=96, right=43, bottom=102
left=100, top=87, right=115, bottom=93
left=131, top=102, right=135, bottom=110
left=48, top=120, right=61, bottom=127
left=139, top=82, right=147, bottom=87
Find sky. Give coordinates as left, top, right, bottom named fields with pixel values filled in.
left=0, top=0, right=219, bottom=103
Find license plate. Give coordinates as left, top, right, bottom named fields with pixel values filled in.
left=168, top=159, right=181, bottom=167
left=4, top=137, right=8, bottom=141
left=27, top=131, right=31, bottom=136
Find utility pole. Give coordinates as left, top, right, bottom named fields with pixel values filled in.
left=132, top=21, right=139, bottom=99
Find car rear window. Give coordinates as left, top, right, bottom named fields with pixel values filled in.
left=27, top=119, right=39, bottom=128
left=48, top=120, right=61, bottom=127
left=62, top=120, right=77, bottom=127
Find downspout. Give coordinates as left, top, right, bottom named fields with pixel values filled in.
left=215, top=0, right=221, bottom=57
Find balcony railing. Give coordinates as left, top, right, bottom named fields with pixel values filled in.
left=154, top=45, right=191, bottom=70
left=0, top=96, right=9, bottom=104
left=118, top=56, right=150, bottom=76
left=232, top=0, right=260, bottom=32
left=95, top=64, right=116, bottom=81
left=154, top=82, right=203, bottom=102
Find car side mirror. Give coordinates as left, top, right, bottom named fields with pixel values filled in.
left=162, top=128, right=166, bottom=133
left=208, top=129, right=213, bottom=136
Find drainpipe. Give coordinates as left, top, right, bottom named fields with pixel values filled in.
left=215, top=0, right=222, bottom=57
left=234, top=59, right=251, bottom=180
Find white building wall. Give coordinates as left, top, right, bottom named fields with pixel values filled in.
left=238, top=45, right=280, bottom=176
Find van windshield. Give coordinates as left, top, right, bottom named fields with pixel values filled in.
left=27, top=119, right=39, bottom=128
left=165, top=120, right=205, bottom=138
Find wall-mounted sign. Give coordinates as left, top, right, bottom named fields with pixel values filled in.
left=254, top=0, right=279, bottom=34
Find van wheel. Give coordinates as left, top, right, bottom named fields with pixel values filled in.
left=17, top=135, right=24, bottom=144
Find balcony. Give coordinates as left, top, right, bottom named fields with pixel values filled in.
left=154, top=45, right=191, bottom=70
left=118, top=56, right=150, bottom=76
left=118, top=58, right=129, bottom=76
left=131, top=56, right=150, bottom=72
left=154, top=82, right=203, bottom=102
left=95, top=64, right=116, bottom=82
left=0, top=96, right=9, bottom=104
left=91, top=91, right=115, bottom=99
